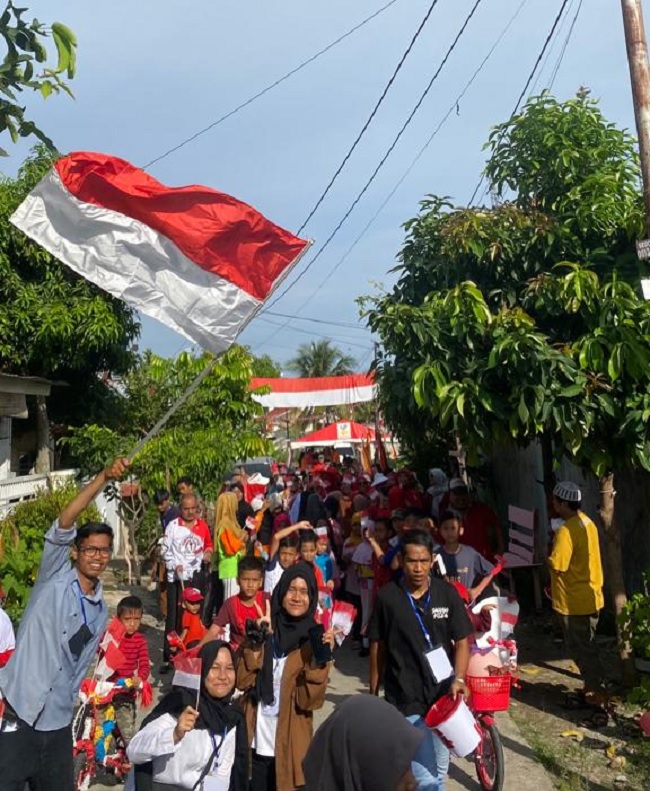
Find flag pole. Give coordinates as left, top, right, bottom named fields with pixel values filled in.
left=127, top=356, right=220, bottom=460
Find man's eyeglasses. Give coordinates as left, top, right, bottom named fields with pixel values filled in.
left=79, top=546, right=113, bottom=557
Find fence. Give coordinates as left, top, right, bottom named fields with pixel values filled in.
left=0, top=470, right=123, bottom=555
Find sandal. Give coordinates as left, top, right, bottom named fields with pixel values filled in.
left=563, top=691, right=589, bottom=709
left=579, top=709, right=609, bottom=729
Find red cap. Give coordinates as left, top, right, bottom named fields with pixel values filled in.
left=182, top=587, right=204, bottom=603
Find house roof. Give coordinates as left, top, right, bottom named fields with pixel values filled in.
left=0, top=373, right=53, bottom=397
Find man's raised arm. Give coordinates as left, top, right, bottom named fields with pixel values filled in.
left=59, top=458, right=129, bottom=531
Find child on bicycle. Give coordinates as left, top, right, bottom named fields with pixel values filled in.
left=105, top=595, right=151, bottom=745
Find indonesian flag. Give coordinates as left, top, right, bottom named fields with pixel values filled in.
left=172, top=652, right=202, bottom=691
left=99, top=616, right=126, bottom=652
left=95, top=616, right=127, bottom=680
left=10, top=152, right=310, bottom=352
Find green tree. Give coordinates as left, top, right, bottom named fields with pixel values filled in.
left=0, top=146, right=140, bottom=467
left=0, top=2, right=77, bottom=154
left=249, top=351, right=282, bottom=378
left=286, top=339, right=356, bottom=377
left=363, top=92, right=648, bottom=666
left=0, top=483, right=100, bottom=620
left=63, top=347, right=273, bottom=505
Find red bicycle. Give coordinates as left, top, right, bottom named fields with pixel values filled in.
left=467, top=673, right=511, bottom=791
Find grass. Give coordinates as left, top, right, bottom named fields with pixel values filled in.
left=511, top=703, right=650, bottom=791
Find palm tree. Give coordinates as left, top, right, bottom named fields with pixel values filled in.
left=286, top=340, right=356, bottom=377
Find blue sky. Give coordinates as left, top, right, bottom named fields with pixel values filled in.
left=3, top=0, right=638, bottom=372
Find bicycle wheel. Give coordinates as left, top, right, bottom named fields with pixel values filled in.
left=474, top=719, right=505, bottom=791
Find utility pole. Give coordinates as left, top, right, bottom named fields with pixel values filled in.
left=622, top=0, right=650, bottom=239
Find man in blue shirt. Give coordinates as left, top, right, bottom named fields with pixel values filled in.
left=0, top=457, right=128, bottom=791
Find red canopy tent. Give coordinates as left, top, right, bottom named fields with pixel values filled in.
left=290, top=420, right=375, bottom=449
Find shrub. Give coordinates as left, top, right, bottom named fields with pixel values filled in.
left=0, top=483, right=101, bottom=622
left=619, top=571, right=650, bottom=706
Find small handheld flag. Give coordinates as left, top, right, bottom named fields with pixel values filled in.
left=172, top=653, right=202, bottom=691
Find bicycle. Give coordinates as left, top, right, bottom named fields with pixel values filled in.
left=72, top=679, right=133, bottom=791
left=467, top=673, right=512, bottom=791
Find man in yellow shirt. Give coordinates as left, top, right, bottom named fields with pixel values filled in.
left=548, top=481, right=604, bottom=696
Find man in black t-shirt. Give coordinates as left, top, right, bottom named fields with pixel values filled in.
left=369, top=530, right=473, bottom=791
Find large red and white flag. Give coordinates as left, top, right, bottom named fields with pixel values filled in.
left=10, top=152, right=310, bottom=352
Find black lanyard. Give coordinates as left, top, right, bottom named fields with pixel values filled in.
left=406, top=588, right=433, bottom=650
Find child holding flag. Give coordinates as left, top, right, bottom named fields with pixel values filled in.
left=103, top=596, right=151, bottom=745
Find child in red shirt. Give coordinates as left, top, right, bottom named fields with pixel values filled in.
left=179, top=587, right=207, bottom=648
left=106, top=596, right=151, bottom=745
left=205, top=556, right=268, bottom=652
left=367, top=518, right=396, bottom=602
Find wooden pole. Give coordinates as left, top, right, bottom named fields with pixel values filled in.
left=622, top=0, right=650, bottom=235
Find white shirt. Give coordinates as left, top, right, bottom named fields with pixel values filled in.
left=263, top=556, right=285, bottom=595
left=0, top=608, right=15, bottom=656
left=125, top=713, right=236, bottom=791
left=162, top=519, right=206, bottom=582
left=253, top=655, right=287, bottom=757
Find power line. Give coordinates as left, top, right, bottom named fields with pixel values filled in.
left=255, top=316, right=374, bottom=351
left=142, top=0, right=403, bottom=170
left=262, top=0, right=486, bottom=324
left=548, top=0, right=584, bottom=91
left=528, top=0, right=575, bottom=96
left=264, top=310, right=371, bottom=331
left=297, top=0, right=442, bottom=235
left=287, top=0, right=530, bottom=318
left=468, top=0, right=573, bottom=206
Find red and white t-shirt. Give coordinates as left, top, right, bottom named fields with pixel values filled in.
left=162, top=517, right=213, bottom=582
left=0, top=608, right=15, bottom=668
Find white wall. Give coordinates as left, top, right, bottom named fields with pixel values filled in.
left=0, top=417, right=11, bottom=480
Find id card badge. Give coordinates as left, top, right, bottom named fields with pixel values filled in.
left=424, top=645, right=453, bottom=683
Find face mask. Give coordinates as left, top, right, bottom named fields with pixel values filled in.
left=550, top=518, right=564, bottom=533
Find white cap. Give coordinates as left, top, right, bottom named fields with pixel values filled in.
left=373, top=473, right=389, bottom=487
left=553, top=481, right=582, bottom=502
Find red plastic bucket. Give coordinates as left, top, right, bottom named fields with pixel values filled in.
left=424, top=694, right=482, bottom=757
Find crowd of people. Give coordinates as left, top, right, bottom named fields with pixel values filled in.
left=0, top=450, right=608, bottom=791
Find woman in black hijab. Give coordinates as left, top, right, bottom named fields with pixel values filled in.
left=127, top=641, right=247, bottom=791
left=303, top=695, right=423, bottom=791
left=237, top=562, right=334, bottom=791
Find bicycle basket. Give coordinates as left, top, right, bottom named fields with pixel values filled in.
left=467, top=674, right=511, bottom=712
